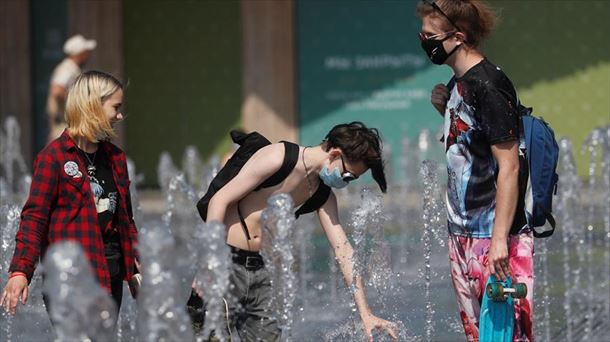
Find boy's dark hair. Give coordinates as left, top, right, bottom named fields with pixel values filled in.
left=324, top=122, right=387, bottom=193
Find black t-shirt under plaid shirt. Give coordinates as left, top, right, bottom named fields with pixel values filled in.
left=443, top=58, right=527, bottom=238
left=82, top=147, right=125, bottom=291
left=81, top=147, right=119, bottom=239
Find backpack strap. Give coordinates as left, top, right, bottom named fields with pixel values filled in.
left=236, top=141, right=330, bottom=238
left=258, top=140, right=331, bottom=218
left=237, top=202, right=251, bottom=240
left=230, top=129, right=249, bottom=144
left=295, top=183, right=331, bottom=219
left=446, top=76, right=456, bottom=93
left=257, top=141, right=300, bottom=189
left=197, top=130, right=271, bottom=222
left=518, top=104, right=533, bottom=117
left=532, top=203, right=556, bottom=238
left=240, top=141, right=300, bottom=240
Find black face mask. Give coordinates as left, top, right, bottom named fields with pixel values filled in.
left=420, top=33, right=461, bottom=65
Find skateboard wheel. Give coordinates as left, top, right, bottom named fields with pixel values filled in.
left=487, top=283, right=504, bottom=300
left=513, top=283, right=527, bottom=298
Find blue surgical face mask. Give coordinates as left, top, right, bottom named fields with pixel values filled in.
left=319, top=163, right=349, bottom=189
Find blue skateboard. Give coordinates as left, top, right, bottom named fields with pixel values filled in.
left=479, top=275, right=527, bottom=342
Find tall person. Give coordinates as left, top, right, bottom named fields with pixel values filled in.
left=416, top=1, right=533, bottom=341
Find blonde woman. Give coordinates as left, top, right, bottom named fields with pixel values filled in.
left=1, top=71, right=139, bottom=316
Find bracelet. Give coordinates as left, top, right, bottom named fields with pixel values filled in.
left=9, top=272, right=26, bottom=280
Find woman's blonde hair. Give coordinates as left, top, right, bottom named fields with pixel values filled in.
left=65, top=70, right=123, bottom=142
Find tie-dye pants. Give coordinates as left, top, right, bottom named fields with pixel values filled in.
left=448, top=232, right=534, bottom=342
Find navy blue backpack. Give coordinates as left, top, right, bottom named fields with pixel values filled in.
left=519, top=106, right=559, bottom=237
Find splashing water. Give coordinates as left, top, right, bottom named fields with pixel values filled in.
left=0, top=205, right=49, bottom=341
left=349, top=188, right=386, bottom=287
left=325, top=188, right=380, bottom=342
left=295, top=217, right=316, bottom=310
left=417, top=129, right=431, bottom=162
left=192, top=221, right=232, bottom=341
left=2, top=125, right=610, bottom=341
left=0, top=117, right=31, bottom=206
left=327, top=188, right=410, bottom=341
left=136, top=223, right=195, bottom=342
left=350, top=187, right=401, bottom=307
left=0, top=205, right=20, bottom=279
left=163, top=173, right=202, bottom=303
left=261, top=193, right=298, bottom=340
left=158, top=151, right=180, bottom=192
left=126, top=157, right=144, bottom=224
left=202, top=156, right=221, bottom=196
left=556, top=138, right=580, bottom=342
left=182, top=146, right=205, bottom=193
left=419, top=160, right=445, bottom=342
left=1, top=205, right=21, bottom=340
left=602, top=126, right=610, bottom=328
left=582, top=128, right=602, bottom=340
left=163, top=173, right=199, bottom=226
left=535, top=235, right=552, bottom=341
left=325, top=320, right=412, bottom=342
left=42, top=241, right=118, bottom=341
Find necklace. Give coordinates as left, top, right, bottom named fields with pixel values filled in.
left=301, top=147, right=315, bottom=196
left=80, top=148, right=97, bottom=176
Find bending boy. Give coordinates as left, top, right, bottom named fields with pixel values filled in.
left=196, top=122, right=397, bottom=341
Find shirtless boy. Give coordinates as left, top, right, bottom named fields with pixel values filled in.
left=196, top=122, right=397, bottom=341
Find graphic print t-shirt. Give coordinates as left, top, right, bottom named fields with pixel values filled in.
left=81, top=148, right=119, bottom=237
left=443, top=58, right=526, bottom=238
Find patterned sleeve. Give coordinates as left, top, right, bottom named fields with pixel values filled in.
left=8, top=151, right=59, bottom=281
left=478, top=85, right=520, bottom=145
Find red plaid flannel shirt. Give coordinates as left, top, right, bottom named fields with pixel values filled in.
left=9, top=130, right=138, bottom=291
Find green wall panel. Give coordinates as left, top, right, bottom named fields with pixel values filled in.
left=122, top=0, right=608, bottom=184
left=485, top=0, right=610, bottom=175
left=123, top=0, right=241, bottom=187
left=297, top=0, right=452, bottom=182
left=296, top=0, right=609, bottom=178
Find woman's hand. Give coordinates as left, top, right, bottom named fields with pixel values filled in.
left=128, top=273, right=142, bottom=299
left=128, top=258, right=142, bottom=299
left=192, top=279, right=204, bottom=298
left=0, top=274, right=29, bottom=314
left=488, top=238, right=511, bottom=281
left=361, top=313, right=398, bottom=342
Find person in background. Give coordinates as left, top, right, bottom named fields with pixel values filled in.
left=47, top=34, right=96, bottom=143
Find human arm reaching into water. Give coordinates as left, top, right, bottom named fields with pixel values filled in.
left=318, top=192, right=398, bottom=342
